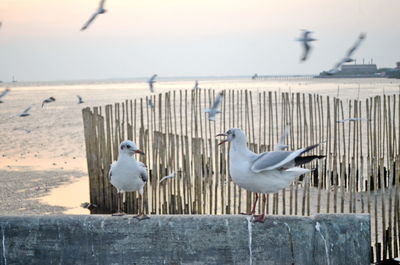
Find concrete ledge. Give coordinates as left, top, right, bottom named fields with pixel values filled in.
left=0, top=214, right=370, bottom=265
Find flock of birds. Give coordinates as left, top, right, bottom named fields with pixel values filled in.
left=0, top=89, right=85, bottom=117
left=296, top=30, right=367, bottom=74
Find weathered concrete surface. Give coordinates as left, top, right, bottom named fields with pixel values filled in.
left=0, top=214, right=370, bottom=265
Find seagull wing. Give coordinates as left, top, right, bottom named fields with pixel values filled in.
left=274, top=125, right=290, bottom=151
left=211, top=93, right=223, bottom=110
left=148, top=74, right=157, bottom=83
left=21, top=106, right=32, bottom=115
left=108, top=161, right=116, bottom=181
left=81, top=12, right=99, bottom=31
left=137, top=161, right=148, bottom=183
left=160, top=172, right=176, bottom=183
left=345, top=33, right=366, bottom=57
left=0, top=88, right=10, bottom=98
left=99, top=0, right=106, bottom=9
left=301, top=42, right=311, bottom=61
left=251, top=143, right=323, bottom=172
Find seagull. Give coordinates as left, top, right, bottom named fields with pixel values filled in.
left=41, top=97, right=55, bottom=108
left=0, top=88, right=10, bottom=103
left=77, top=95, right=84, bottom=104
left=148, top=74, right=157, bottom=93
left=109, top=140, right=149, bottom=219
left=19, top=106, right=32, bottom=117
left=336, top=117, right=369, bottom=123
left=326, top=33, right=366, bottom=74
left=274, top=124, right=290, bottom=151
left=193, top=80, right=199, bottom=90
left=204, top=91, right=224, bottom=121
left=296, top=30, right=317, bottom=62
left=160, top=172, right=177, bottom=183
left=251, top=73, right=258, bottom=80
left=147, top=98, right=155, bottom=108
left=80, top=0, right=107, bottom=31
left=217, top=128, right=325, bottom=222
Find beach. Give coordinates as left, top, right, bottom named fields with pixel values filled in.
left=0, top=77, right=399, bottom=215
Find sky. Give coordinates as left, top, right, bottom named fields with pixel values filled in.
left=0, top=0, right=399, bottom=82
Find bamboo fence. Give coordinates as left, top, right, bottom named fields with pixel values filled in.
left=82, top=89, right=400, bottom=263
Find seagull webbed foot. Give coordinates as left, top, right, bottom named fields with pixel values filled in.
left=133, top=213, right=150, bottom=221
left=112, top=211, right=126, bottom=216
left=252, top=214, right=266, bottom=223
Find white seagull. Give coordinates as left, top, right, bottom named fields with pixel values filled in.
left=0, top=88, right=10, bottom=103
left=217, top=128, right=325, bottom=222
left=296, top=30, right=317, bottom=62
left=41, top=97, right=56, bottom=108
left=147, top=98, right=155, bottom=108
left=80, top=0, right=107, bottom=31
left=274, top=124, right=290, bottom=151
left=77, top=95, right=84, bottom=104
left=19, top=106, right=32, bottom=117
left=204, top=91, right=224, bottom=121
left=160, top=172, right=177, bottom=183
left=336, top=117, right=369, bottom=123
left=326, top=33, right=366, bottom=75
left=148, top=74, right=157, bottom=93
left=108, top=140, right=149, bottom=219
left=193, top=80, right=199, bottom=90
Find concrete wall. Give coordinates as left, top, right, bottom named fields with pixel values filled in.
left=0, top=214, right=370, bottom=265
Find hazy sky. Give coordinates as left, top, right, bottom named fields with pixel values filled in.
left=0, top=0, right=399, bottom=81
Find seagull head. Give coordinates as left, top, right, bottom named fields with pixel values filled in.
left=216, top=128, right=247, bottom=146
left=119, top=140, right=145, bottom=156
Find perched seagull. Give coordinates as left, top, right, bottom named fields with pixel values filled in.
left=0, top=88, right=10, bottom=103
left=217, top=128, right=325, bottom=222
left=296, top=30, right=317, bottom=62
left=147, top=98, right=155, bottom=108
left=159, top=172, right=177, bottom=183
left=19, top=106, right=32, bottom=117
left=336, top=117, right=369, bottom=123
left=204, top=91, right=224, bottom=121
left=326, top=33, right=366, bottom=74
left=41, top=97, right=55, bottom=108
left=274, top=124, right=290, bottom=151
left=77, top=95, right=84, bottom=104
left=109, top=140, right=149, bottom=219
left=193, top=80, right=199, bottom=90
left=80, top=0, right=107, bottom=31
left=148, top=74, right=157, bottom=93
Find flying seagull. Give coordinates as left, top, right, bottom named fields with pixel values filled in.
left=193, top=80, right=199, bottom=90
left=274, top=124, right=290, bottom=151
left=217, top=128, right=325, bottom=222
left=204, top=91, right=224, bottom=121
left=148, top=74, right=157, bottom=93
left=147, top=98, right=155, bottom=108
left=109, top=140, right=149, bottom=220
left=0, top=88, right=10, bottom=103
left=19, top=106, right=32, bottom=117
left=326, top=33, right=366, bottom=75
left=336, top=117, right=369, bottom=123
left=296, top=30, right=317, bottom=62
left=42, top=97, right=56, bottom=108
left=80, top=0, right=107, bottom=31
left=77, top=95, right=84, bottom=104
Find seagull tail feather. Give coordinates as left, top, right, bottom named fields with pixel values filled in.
left=294, top=155, right=325, bottom=166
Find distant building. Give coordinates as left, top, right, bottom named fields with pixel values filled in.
left=340, top=64, right=377, bottom=76
left=317, top=63, right=380, bottom=78
left=396, top=62, right=400, bottom=70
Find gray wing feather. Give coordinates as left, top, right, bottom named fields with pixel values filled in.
left=137, top=161, right=148, bottom=183
left=251, top=151, right=292, bottom=172
left=81, top=12, right=98, bottom=30
left=211, top=93, right=223, bottom=110
left=108, top=161, right=116, bottom=181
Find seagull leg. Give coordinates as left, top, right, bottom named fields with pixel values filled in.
left=112, top=192, right=126, bottom=216
left=253, top=194, right=266, bottom=223
left=133, top=193, right=150, bottom=221
left=241, top=193, right=258, bottom=215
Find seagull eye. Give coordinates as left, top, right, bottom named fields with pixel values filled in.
left=126, top=145, right=131, bottom=149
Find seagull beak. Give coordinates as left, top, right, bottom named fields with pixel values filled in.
left=135, top=150, right=145, bottom=155
left=216, top=133, right=228, bottom=145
